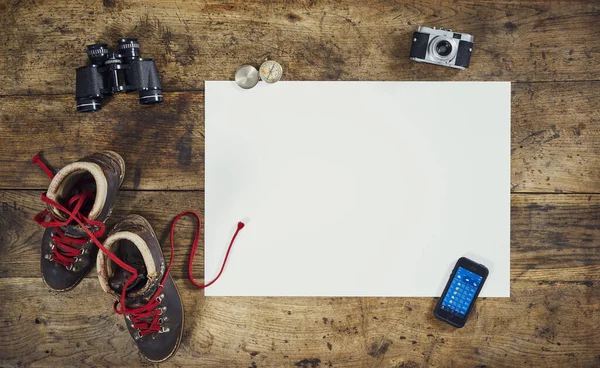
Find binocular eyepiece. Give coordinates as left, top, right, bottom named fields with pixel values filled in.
left=76, top=38, right=163, bottom=112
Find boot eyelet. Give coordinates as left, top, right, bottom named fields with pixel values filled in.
left=125, top=315, right=131, bottom=321
left=156, top=293, right=165, bottom=302
left=44, top=254, right=54, bottom=261
left=159, top=326, right=170, bottom=333
left=134, top=330, right=142, bottom=340
left=74, top=257, right=79, bottom=263
left=80, top=248, right=87, bottom=255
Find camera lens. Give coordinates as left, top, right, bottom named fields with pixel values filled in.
left=139, top=89, right=164, bottom=105
left=118, top=38, right=140, bottom=59
left=435, top=40, right=453, bottom=57
left=76, top=96, right=103, bottom=112
left=86, top=44, right=109, bottom=64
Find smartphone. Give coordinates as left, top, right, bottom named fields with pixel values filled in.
left=434, top=257, right=489, bottom=328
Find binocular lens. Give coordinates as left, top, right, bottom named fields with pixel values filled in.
left=119, top=38, right=140, bottom=59
left=139, top=89, right=164, bottom=105
left=87, top=44, right=109, bottom=64
left=77, top=39, right=163, bottom=112
left=76, top=97, right=103, bottom=112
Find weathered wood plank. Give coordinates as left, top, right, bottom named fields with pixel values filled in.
left=1, top=1, right=598, bottom=367
left=0, top=92, right=204, bottom=190
left=0, top=277, right=598, bottom=367
left=1, top=190, right=599, bottom=281
left=1, top=82, right=600, bottom=192
left=0, top=0, right=599, bottom=96
left=511, top=82, right=600, bottom=193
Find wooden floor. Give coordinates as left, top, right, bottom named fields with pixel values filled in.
left=1, top=0, right=599, bottom=367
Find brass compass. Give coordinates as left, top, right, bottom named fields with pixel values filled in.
left=235, top=60, right=283, bottom=89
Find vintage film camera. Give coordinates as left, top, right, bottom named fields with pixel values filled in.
left=410, top=26, right=473, bottom=70
left=75, top=38, right=163, bottom=112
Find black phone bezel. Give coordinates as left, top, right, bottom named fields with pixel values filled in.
left=434, top=257, right=489, bottom=328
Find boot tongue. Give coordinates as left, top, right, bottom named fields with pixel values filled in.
left=108, top=239, right=152, bottom=307
left=60, top=223, right=95, bottom=238
left=110, top=268, right=147, bottom=295
left=55, top=194, right=97, bottom=238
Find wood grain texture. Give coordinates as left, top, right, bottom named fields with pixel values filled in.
left=0, top=92, right=204, bottom=190
left=1, top=81, right=600, bottom=192
left=0, top=278, right=598, bottom=368
left=511, top=82, right=600, bottom=193
left=0, top=0, right=599, bottom=95
left=1, top=190, right=599, bottom=283
left=1, top=0, right=600, bottom=366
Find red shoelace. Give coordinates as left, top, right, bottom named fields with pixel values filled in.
left=33, top=155, right=245, bottom=338
left=32, top=156, right=105, bottom=269
left=34, top=189, right=104, bottom=268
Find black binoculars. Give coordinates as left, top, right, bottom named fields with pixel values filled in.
left=75, top=38, right=163, bottom=112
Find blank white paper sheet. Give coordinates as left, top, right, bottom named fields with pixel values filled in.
left=205, top=81, right=510, bottom=297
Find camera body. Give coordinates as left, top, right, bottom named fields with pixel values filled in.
left=410, top=26, right=473, bottom=70
left=75, top=38, right=163, bottom=112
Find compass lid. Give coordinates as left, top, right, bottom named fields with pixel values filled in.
left=235, top=65, right=259, bottom=89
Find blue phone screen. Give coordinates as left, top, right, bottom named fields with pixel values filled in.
left=440, top=267, right=483, bottom=317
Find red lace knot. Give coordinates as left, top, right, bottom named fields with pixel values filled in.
left=33, top=154, right=105, bottom=270
left=35, top=190, right=105, bottom=269
left=114, top=212, right=246, bottom=339
left=33, top=155, right=248, bottom=341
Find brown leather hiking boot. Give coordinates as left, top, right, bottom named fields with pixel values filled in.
left=34, top=151, right=125, bottom=291
left=97, top=214, right=184, bottom=363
